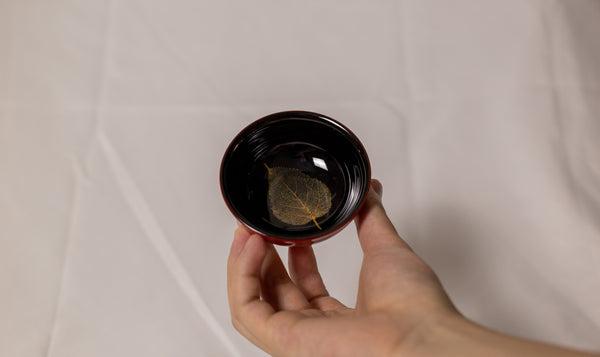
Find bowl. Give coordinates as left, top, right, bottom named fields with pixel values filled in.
left=220, top=111, right=371, bottom=246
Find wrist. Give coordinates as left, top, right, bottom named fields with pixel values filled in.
left=390, top=312, right=474, bottom=357
left=394, top=312, right=596, bottom=357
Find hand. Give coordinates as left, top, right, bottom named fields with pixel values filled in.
left=227, top=180, right=457, bottom=356
left=227, top=180, right=599, bottom=356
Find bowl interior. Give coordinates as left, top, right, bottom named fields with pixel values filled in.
left=220, top=111, right=370, bottom=241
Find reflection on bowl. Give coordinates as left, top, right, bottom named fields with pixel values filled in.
left=220, top=111, right=371, bottom=246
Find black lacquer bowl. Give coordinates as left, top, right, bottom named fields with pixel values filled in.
left=220, top=111, right=371, bottom=246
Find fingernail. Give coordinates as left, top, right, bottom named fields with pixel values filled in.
left=371, top=179, right=383, bottom=197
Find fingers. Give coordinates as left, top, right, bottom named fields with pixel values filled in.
left=228, top=226, right=313, bottom=352
left=260, top=244, right=311, bottom=311
left=355, top=179, right=412, bottom=254
left=289, top=246, right=346, bottom=311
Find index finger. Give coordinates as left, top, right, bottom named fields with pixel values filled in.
left=227, top=229, right=274, bottom=351
left=227, top=229, right=303, bottom=355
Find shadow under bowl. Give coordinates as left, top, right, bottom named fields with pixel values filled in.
left=220, top=111, right=371, bottom=246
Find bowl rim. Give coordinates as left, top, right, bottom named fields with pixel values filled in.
left=219, top=110, right=371, bottom=245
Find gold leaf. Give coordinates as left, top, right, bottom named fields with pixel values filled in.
left=264, top=164, right=332, bottom=230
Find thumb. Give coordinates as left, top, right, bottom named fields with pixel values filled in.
left=355, top=180, right=412, bottom=254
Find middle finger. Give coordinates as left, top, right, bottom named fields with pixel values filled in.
left=260, top=243, right=311, bottom=311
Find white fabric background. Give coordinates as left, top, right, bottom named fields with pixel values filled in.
left=1, top=1, right=599, bottom=356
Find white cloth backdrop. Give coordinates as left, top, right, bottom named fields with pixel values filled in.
left=1, top=1, right=599, bottom=356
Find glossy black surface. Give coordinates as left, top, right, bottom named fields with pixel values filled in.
left=220, top=111, right=370, bottom=241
